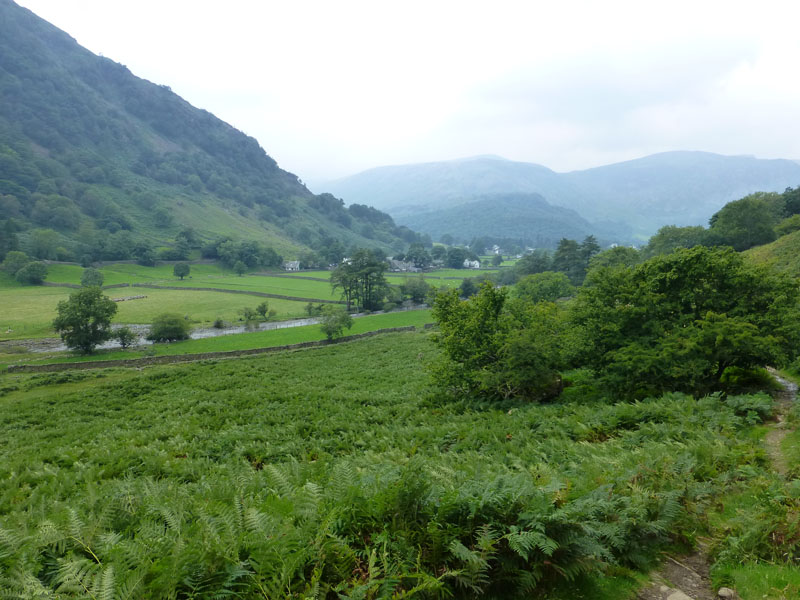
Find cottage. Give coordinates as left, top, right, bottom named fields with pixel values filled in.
left=284, top=260, right=300, bottom=272
left=463, top=259, right=481, bottom=269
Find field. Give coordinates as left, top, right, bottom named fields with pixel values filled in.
left=0, top=331, right=796, bottom=598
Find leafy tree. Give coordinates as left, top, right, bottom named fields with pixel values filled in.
left=491, top=254, right=503, bottom=267
left=115, top=326, right=138, bottom=349
left=1, top=250, right=30, bottom=275
left=643, top=225, right=707, bottom=257
left=147, top=313, right=191, bottom=342
left=514, top=271, right=574, bottom=303
left=579, top=235, right=601, bottom=262
left=588, top=246, right=640, bottom=270
left=255, top=301, right=270, bottom=320
left=552, top=238, right=585, bottom=284
left=53, top=287, right=118, bottom=354
left=431, top=245, right=447, bottom=261
left=571, top=246, right=800, bottom=398
left=319, top=305, right=353, bottom=340
left=331, top=249, right=388, bottom=311
left=400, top=276, right=433, bottom=304
left=515, top=249, right=551, bottom=276
left=28, top=228, right=60, bottom=260
left=459, top=277, right=479, bottom=298
left=80, top=267, right=104, bottom=287
left=173, top=263, right=190, bottom=280
left=405, top=243, right=431, bottom=269
left=432, top=282, right=506, bottom=396
left=445, top=247, right=468, bottom=269
left=15, top=261, right=47, bottom=284
left=707, top=193, right=783, bottom=251
left=233, top=260, right=247, bottom=276
left=774, top=214, right=800, bottom=237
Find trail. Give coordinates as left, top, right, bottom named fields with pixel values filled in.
left=637, top=370, right=799, bottom=600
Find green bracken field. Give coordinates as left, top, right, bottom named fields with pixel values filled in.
left=1, top=331, right=799, bottom=598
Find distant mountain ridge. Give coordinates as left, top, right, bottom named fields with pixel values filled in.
left=0, top=0, right=418, bottom=261
left=320, top=152, right=800, bottom=239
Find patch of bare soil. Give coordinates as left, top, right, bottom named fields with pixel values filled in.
left=636, top=541, right=717, bottom=600
left=764, top=368, right=798, bottom=477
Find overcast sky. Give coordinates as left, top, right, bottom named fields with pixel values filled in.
left=15, top=0, right=800, bottom=184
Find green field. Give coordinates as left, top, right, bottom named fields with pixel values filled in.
left=5, top=309, right=433, bottom=367
left=0, top=331, right=792, bottom=598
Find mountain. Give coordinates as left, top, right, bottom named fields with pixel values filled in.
left=0, top=0, right=419, bottom=263
left=321, top=153, right=800, bottom=239
left=399, top=193, right=623, bottom=248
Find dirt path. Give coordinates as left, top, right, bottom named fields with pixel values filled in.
left=638, top=372, right=800, bottom=600
left=763, top=368, right=798, bottom=476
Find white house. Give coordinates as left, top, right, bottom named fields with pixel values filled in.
left=284, top=260, right=300, bottom=271
left=463, top=259, right=481, bottom=269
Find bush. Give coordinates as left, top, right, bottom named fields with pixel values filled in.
left=15, top=261, right=48, bottom=284
left=115, top=326, right=138, bottom=349
left=80, top=267, right=104, bottom=287
left=319, top=305, right=353, bottom=340
left=146, top=313, right=191, bottom=342
left=1, top=250, right=30, bottom=274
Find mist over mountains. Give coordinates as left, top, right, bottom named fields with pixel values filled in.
left=319, top=153, right=800, bottom=241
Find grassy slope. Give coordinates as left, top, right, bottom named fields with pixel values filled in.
left=0, top=332, right=784, bottom=597
left=744, top=229, right=800, bottom=277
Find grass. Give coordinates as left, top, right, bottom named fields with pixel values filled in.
left=0, top=286, right=313, bottom=340
left=0, top=334, right=784, bottom=597
left=12, top=309, right=433, bottom=365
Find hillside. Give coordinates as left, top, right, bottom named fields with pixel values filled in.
left=0, top=0, right=417, bottom=261
left=744, top=228, right=800, bottom=278
left=321, top=152, right=800, bottom=239
left=399, top=192, right=628, bottom=248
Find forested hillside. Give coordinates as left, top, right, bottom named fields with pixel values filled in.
left=0, top=0, right=421, bottom=264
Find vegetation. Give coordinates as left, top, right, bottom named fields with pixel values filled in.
left=14, top=260, right=47, bottom=284
left=319, top=305, right=354, bottom=340
left=0, top=332, right=790, bottom=598
left=52, top=287, right=118, bottom=353
left=114, top=325, right=138, bottom=349
left=173, top=262, right=190, bottom=280
left=80, top=267, right=104, bottom=287
left=331, top=249, right=389, bottom=311
left=146, top=313, right=191, bottom=342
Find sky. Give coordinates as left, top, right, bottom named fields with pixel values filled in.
left=15, top=0, right=800, bottom=184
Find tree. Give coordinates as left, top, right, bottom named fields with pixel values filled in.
left=115, top=326, right=138, bottom=349
left=431, top=245, right=447, bottom=261
left=405, top=243, right=431, bottom=269
left=15, top=261, right=47, bottom=284
left=552, top=238, right=585, bottom=284
left=514, top=272, right=575, bottom=303
left=707, top=193, right=783, bottom=251
left=173, top=263, right=190, bottom=280
left=643, top=225, right=707, bottom=258
left=147, top=313, right=191, bottom=342
left=515, top=250, right=551, bottom=276
left=319, top=305, right=353, bottom=340
left=234, top=260, right=247, bottom=276
left=1, top=250, right=30, bottom=275
left=401, top=276, right=432, bottom=304
left=255, top=301, right=270, bottom=320
left=80, top=267, right=104, bottom=287
left=331, top=249, right=388, bottom=311
left=491, top=254, right=503, bottom=267
left=571, top=246, right=800, bottom=398
left=53, top=287, right=118, bottom=354
left=445, top=247, right=468, bottom=269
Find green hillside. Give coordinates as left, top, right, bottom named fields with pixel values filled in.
left=744, top=228, right=800, bottom=277
left=0, top=0, right=420, bottom=262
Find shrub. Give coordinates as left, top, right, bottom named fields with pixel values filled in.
left=14, top=261, right=47, bottom=284
left=80, top=267, right=104, bottom=287
left=319, top=305, right=353, bottom=340
left=115, top=326, right=138, bottom=349
left=146, top=313, right=191, bottom=342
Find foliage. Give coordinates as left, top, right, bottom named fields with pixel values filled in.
left=572, top=246, right=800, bottom=398
left=173, top=262, right=190, bottom=280
left=146, top=313, right=191, bottom=342
left=52, top=287, right=118, bottom=353
left=331, top=249, right=388, bottom=311
left=255, top=301, right=270, bottom=319
left=706, top=192, right=784, bottom=250
left=114, top=325, right=138, bottom=349
left=513, top=271, right=575, bottom=303
left=14, top=260, right=47, bottom=284
left=80, top=267, right=104, bottom=287
left=643, top=225, right=708, bottom=257
left=233, top=260, right=247, bottom=276
left=1, top=249, right=29, bottom=274
left=775, top=213, right=800, bottom=237
left=399, top=276, right=432, bottom=304
left=0, top=333, right=782, bottom=598
left=319, top=305, right=354, bottom=340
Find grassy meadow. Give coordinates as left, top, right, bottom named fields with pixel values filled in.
left=0, top=331, right=796, bottom=597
